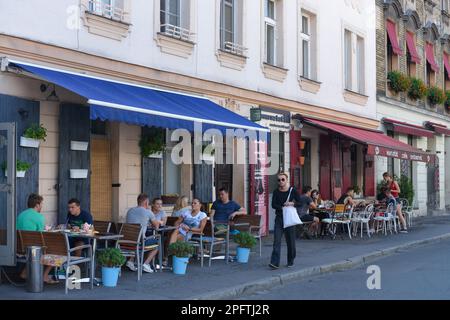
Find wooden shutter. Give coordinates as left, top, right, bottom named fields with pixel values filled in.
left=58, top=104, right=91, bottom=223
left=342, top=140, right=352, bottom=192
left=364, top=154, right=375, bottom=197
left=0, top=94, right=39, bottom=215
left=193, top=162, right=213, bottom=203
left=289, top=129, right=301, bottom=190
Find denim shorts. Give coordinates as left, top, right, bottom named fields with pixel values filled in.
left=144, top=238, right=159, bottom=246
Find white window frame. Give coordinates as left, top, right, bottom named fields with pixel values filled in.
left=343, top=27, right=366, bottom=95
left=265, top=0, right=277, bottom=65
left=221, top=0, right=236, bottom=49
left=356, top=35, right=365, bottom=94
left=443, top=0, right=450, bottom=12
left=344, top=29, right=353, bottom=91
left=88, top=0, right=125, bottom=21
left=300, top=13, right=311, bottom=78
left=161, top=0, right=181, bottom=28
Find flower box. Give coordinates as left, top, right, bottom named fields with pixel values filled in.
left=70, top=169, right=89, bottom=179
left=20, top=136, right=40, bottom=148
left=147, top=152, right=163, bottom=158
left=4, top=170, right=26, bottom=178
left=161, top=195, right=179, bottom=205
left=70, top=141, right=89, bottom=151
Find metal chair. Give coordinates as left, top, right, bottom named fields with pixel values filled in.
left=41, top=232, right=94, bottom=294
left=351, top=204, right=375, bottom=238
left=322, top=204, right=353, bottom=239
left=232, top=215, right=262, bottom=256
left=398, top=199, right=413, bottom=228
left=374, top=203, right=396, bottom=235
left=116, top=223, right=159, bottom=280
left=189, top=220, right=226, bottom=267
left=93, top=220, right=111, bottom=233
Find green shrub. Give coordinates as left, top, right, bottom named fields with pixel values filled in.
left=408, top=77, right=427, bottom=100
left=168, top=241, right=195, bottom=258
left=399, top=175, right=414, bottom=206
left=352, top=185, right=361, bottom=194
left=2, top=161, right=31, bottom=172
left=234, top=232, right=256, bottom=249
left=97, top=248, right=126, bottom=268
left=387, top=71, right=410, bottom=93
left=445, top=91, right=450, bottom=108
left=427, top=86, right=446, bottom=106
left=139, top=128, right=165, bottom=157
left=23, top=123, right=47, bottom=141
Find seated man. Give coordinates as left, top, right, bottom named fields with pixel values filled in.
left=336, top=187, right=356, bottom=209
left=295, top=186, right=320, bottom=239
left=17, top=194, right=56, bottom=284
left=65, top=198, right=93, bottom=256
left=126, top=193, right=163, bottom=273
left=210, top=188, right=246, bottom=235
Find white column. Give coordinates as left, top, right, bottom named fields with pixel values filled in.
left=415, top=137, right=428, bottom=216
left=435, top=135, right=445, bottom=210
left=446, top=136, right=450, bottom=209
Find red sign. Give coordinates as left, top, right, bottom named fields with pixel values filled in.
left=367, top=145, right=434, bottom=163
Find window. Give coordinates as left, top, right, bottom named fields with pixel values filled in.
left=268, top=131, right=285, bottom=193
left=159, top=0, right=192, bottom=41
left=344, top=29, right=365, bottom=95
left=160, top=0, right=180, bottom=30
left=263, top=0, right=283, bottom=67
left=387, top=130, right=395, bottom=176
left=88, top=0, right=125, bottom=21
left=301, top=14, right=311, bottom=78
left=443, top=0, right=450, bottom=12
left=219, top=0, right=245, bottom=55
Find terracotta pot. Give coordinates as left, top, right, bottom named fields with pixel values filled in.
left=298, top=140, right=306, bottom=150
left=299, top=156, right=305, bottom=166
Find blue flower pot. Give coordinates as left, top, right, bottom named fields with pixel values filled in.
left=102, top=267, right=120, bottom=287
left=173, top=256, right=189, bottom=275
left=236, top=247, right=250, bottom=263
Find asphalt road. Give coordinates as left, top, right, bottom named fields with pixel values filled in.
left=240, top=238, right=450, bottom=300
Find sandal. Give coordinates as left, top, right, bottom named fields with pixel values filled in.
left=44, top=278, right=60, bottom=285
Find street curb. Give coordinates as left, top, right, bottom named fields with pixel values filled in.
left=192, top=232, right=450, bottom=300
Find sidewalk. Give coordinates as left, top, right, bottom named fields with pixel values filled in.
left=1, top=215, right=450, bottom=300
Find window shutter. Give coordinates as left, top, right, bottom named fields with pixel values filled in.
left=180, top=0, right=190, bottom=30
left=275, top=0, right=284, bottom=67
left=235, top=0, right=243, bottom=46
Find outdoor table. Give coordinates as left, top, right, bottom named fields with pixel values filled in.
left=62, top=231, right=123, bottom=284
left=214, top=220, right=250, bottom=264
left=148, top=225, right=177, bottom=272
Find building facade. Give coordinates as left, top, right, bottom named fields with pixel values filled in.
left=376, top=0, right=450, bottom=215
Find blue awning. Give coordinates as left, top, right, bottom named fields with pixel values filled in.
left=9, top=61, right=269, bottom=135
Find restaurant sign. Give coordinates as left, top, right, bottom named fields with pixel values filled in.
left=257, top=106, right=291, bottom=132
left=367, top=145, right=434, bottom=163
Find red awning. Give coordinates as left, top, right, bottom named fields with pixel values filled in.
left=382, top=118, right=434, bottom=138
left=444, top=52, right=450, bottom=79
left=425, top=121, right=450, bottom=136
left=426, top=42, right=439, bottom=73
left=386, top=20, right=402, bottom=55
left=304, top=118, right=434, bottom=163
left=406, top=31, right=421, bottom=64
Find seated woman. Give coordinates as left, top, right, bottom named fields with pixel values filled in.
left=172, top=196, right=190, bottom=217
left=169, top=198, right=208, bottom=243
left=336, top=187, right=356, bottom=210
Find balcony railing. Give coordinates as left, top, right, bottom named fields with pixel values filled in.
left=160, top=24, right=195, bottom=42
left=222, top=42, right=248, bottom=57
left=88, top=0, right=125, bottom=22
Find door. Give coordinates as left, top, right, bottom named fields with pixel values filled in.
left=0, top=123, right=16, bottom=266
left=90, top=138, right=112, bottom=221
left=194, top=162, right=213, bottom=204
left=427, top=156, right=439, bottom=212
left=319, top=135, right=331, bottom=201
left=215, top=164, right=233, bottom=199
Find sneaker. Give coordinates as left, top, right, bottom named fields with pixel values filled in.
left=126, top=260, right=137, bottom=272
left=268, top=263, right=279, bottom=270
left=142, top=264, right=154, bottom=273
left=286, top=263, right=294, bottom=268
left=400, top=229, right=408, bottom=234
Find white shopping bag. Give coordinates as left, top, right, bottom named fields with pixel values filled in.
left=282, top=187, right=303, bottom=228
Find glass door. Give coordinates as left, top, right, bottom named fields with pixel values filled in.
left=0, top=122, right=16, bottom=266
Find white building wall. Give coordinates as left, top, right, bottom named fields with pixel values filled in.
left=415, top=137, right=428, bottom=216
left=0, top=0, right=377, bottom=119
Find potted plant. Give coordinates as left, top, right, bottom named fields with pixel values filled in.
left=97, top=248, right=126, bottom=287
left=168, top=241, right=195, bottom=275
left=407, top=77, right=427, bottom=101
left=2, top=161, right=31, bottom=178
left=234, top=232, right=256, bottom=263
left=298, top=156, right=305, bottom=166
left=161, top=194, right=179, bottom=204
left=445, top=90, right=450, bottom=111
left=20, top=123, right=47, bottom=148
left=353, top=185, right=361, bottom=198
left=387, top=71, right=410, bottom=94
left=427, top=86, right=446, bottom=106
left=139, top=129, right=165, bottom=158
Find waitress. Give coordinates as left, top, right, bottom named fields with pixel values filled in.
left=382, top=172, right=408, bottom=233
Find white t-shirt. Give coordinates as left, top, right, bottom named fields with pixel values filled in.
left=179, top=210, right=207, bottom=238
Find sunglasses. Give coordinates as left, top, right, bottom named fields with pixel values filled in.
left=277, top=178, right=286, bottom=182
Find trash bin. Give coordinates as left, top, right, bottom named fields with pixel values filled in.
left=26, top=246, right=43, bottom=293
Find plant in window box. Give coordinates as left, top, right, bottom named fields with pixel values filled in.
left=2, top=160, right=31, bottom=178
left=407, top=77, right=427, bottom=101
left=233, top=232, right=257, bottom=263
left=161, top=193, right=179, bottom=205
left=168, top=241, right=195, bottom=275
left=139, top=129, right=165, bottom=158
left=20, top=123, right=47, bottom=148
left=427, top=86, right=446, bottom=106
left=445, top=91, right=450, bottom=110
left=387, top=71, right=410, bottom=94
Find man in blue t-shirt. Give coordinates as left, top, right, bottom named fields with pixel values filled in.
left=211, top=188, right=246, bottom=234
left=66, top=198, right=93, bottom=255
